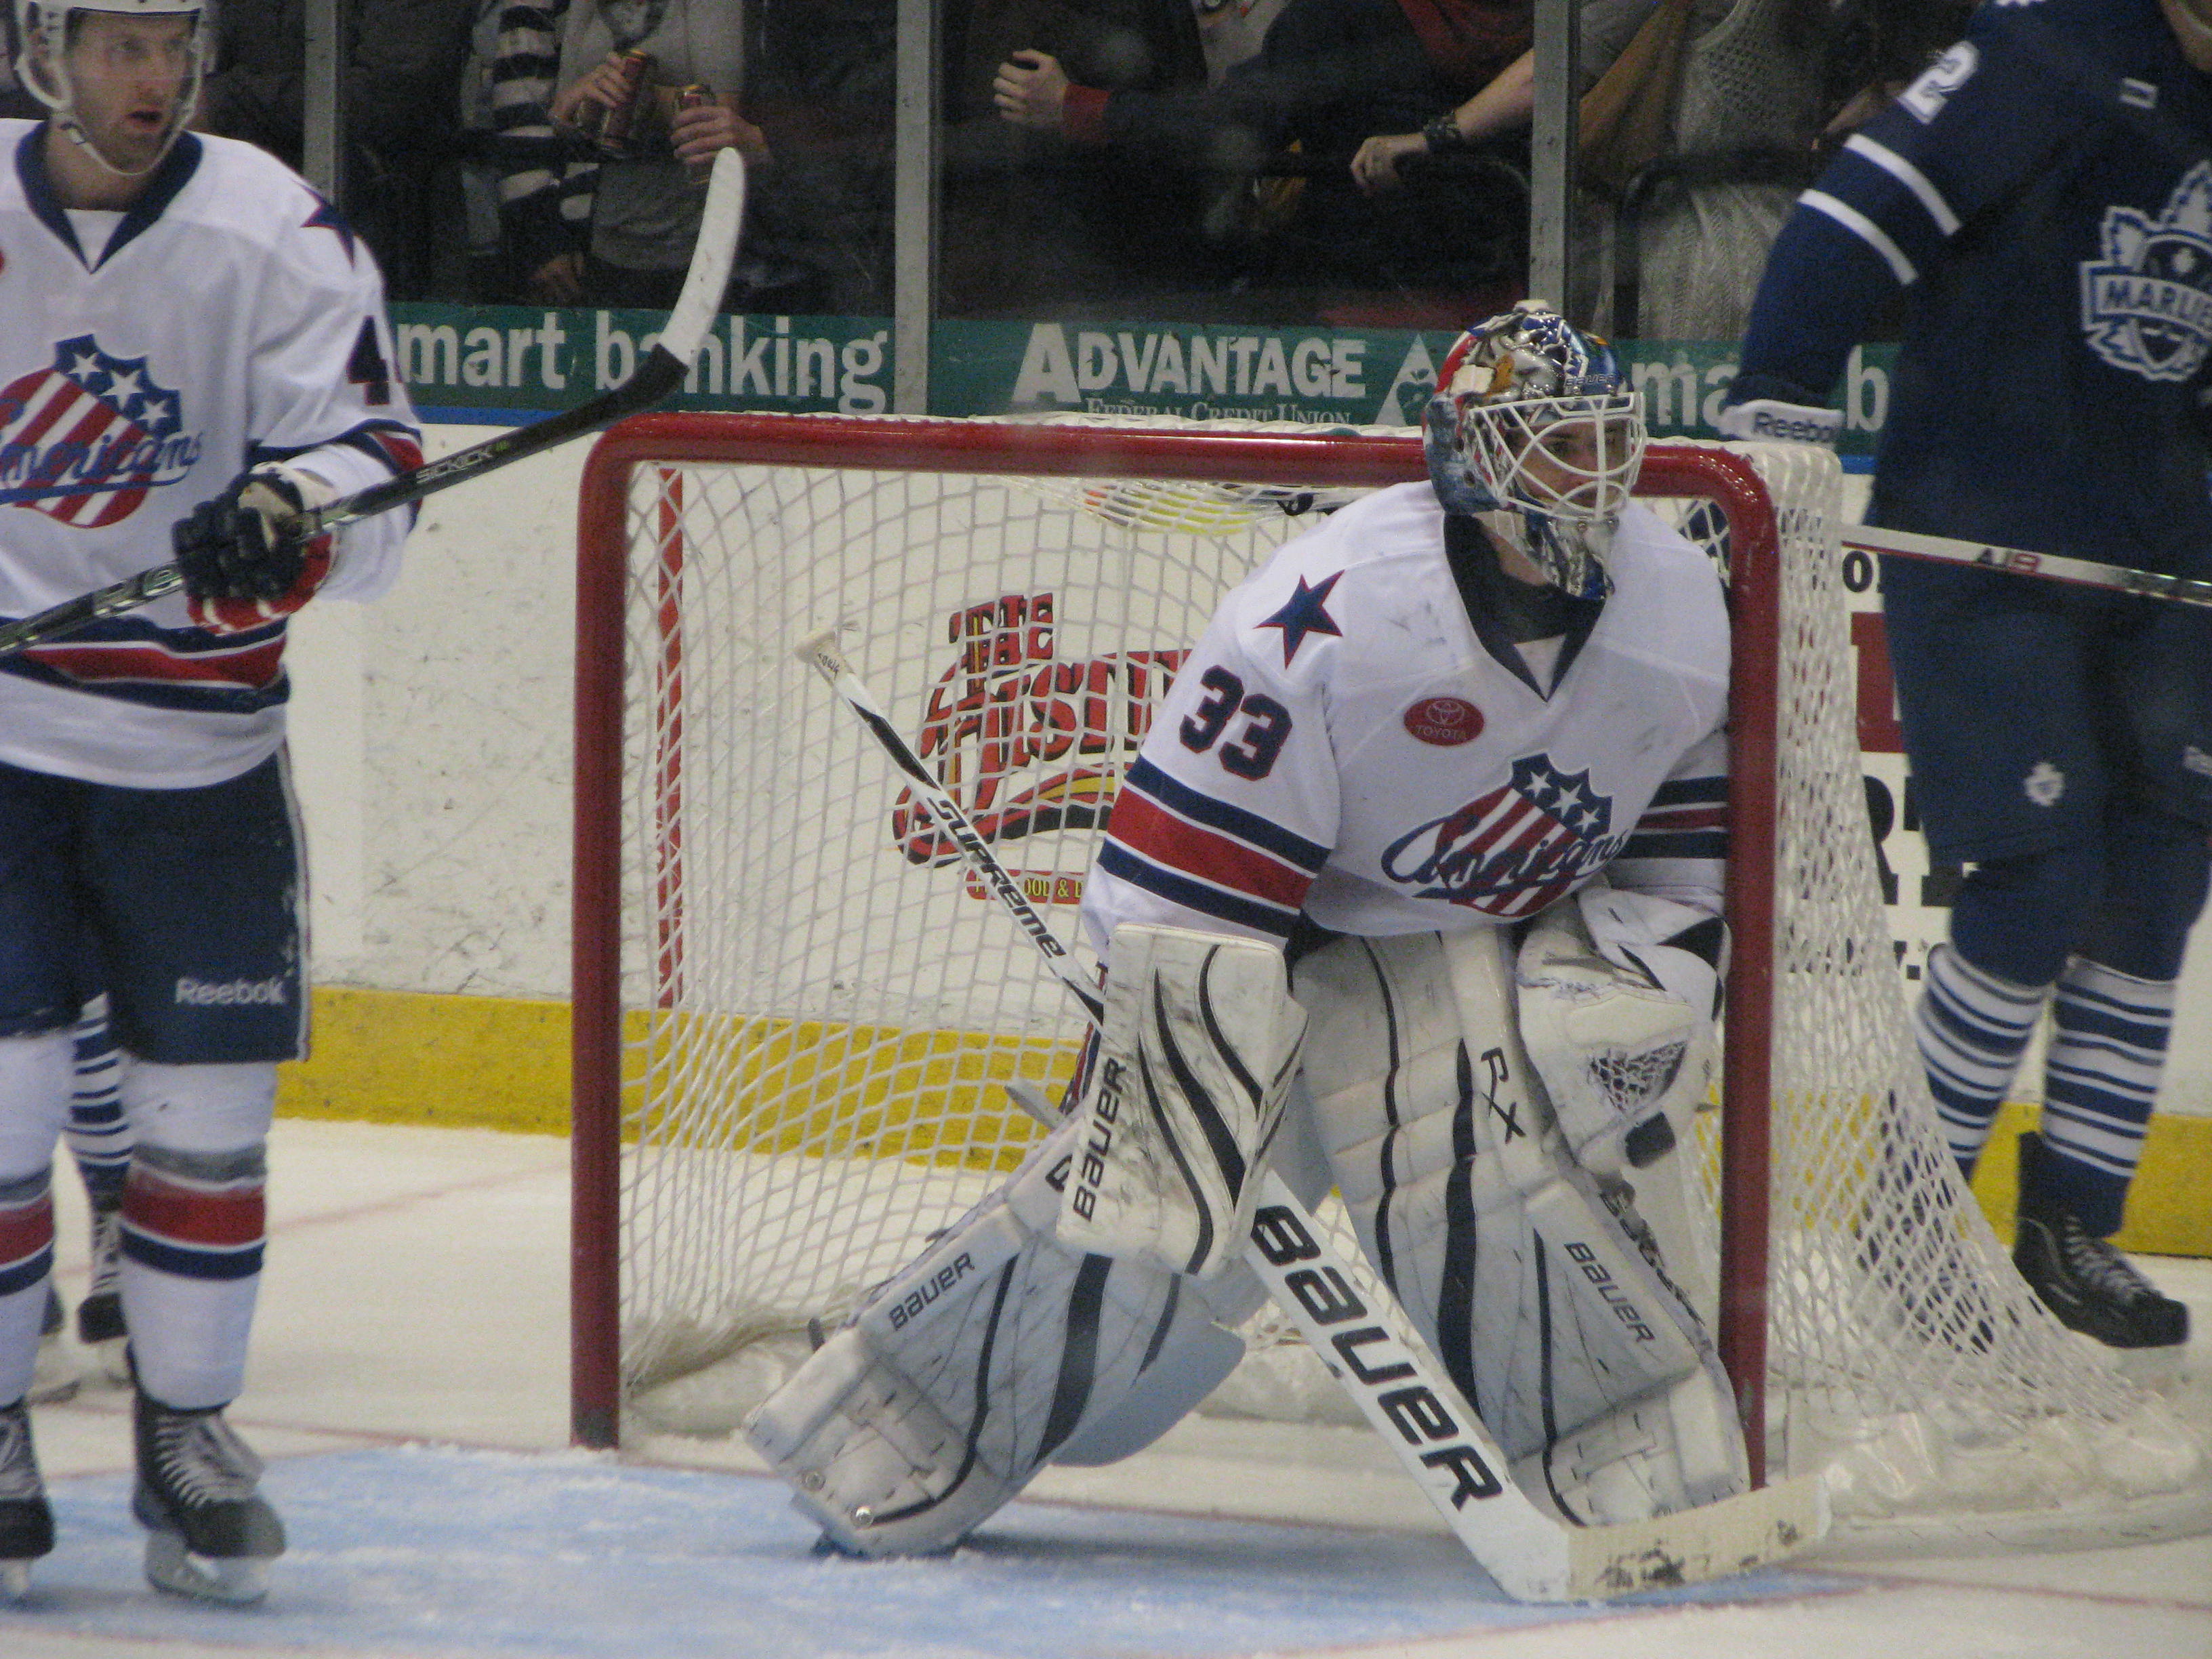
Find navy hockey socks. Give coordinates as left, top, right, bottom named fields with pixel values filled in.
left=1914, top=943, right=2048, bottom=1176
left=2036, top=960, right=2173, bottom=1238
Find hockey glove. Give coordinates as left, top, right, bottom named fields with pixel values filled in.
left=1515, top=888, right=1723, bottom=1181
left=174, top=463, right=338, bottom=634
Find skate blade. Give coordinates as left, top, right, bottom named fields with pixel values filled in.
left=85, top=1336, right=132, bottom=1389
left=1, top=1558, right=30, bottom=1600
left=27, top=1340, right=81, bottom=1406
left=144, top=1530, right=273, bottom=1605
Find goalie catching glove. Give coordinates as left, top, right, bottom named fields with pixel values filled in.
left=173, top=462, right=338, bottom=634
left=1515, top=887, right=1722, bottom=1183
left=1052, top=924, right=1306, bottom=1280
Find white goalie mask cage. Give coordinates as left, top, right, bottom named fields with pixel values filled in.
left=1423, top=300, right=1647, bottom=600
left=14, top=0, right=211, bottom=176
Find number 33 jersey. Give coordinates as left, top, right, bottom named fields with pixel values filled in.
left=1078, top=482, right=1732, bottom=958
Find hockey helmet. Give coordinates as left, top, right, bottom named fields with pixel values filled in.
left=1423, top=300, right=1645, bottom=600
left=14, top=0, right=211, bottom=178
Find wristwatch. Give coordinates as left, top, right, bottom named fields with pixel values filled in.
left=1423, top=112, right=1474, bottom=154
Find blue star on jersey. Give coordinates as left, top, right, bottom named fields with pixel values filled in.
left=1256, top=572, right=1343, bottom=665
left=303, top=197, right=356, bottom=264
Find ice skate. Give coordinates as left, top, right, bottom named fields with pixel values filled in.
left=2013, top=1132, right=2188, bottom=1350
left=75, top=1200, right=127, bottom=1383
left=0, top=1398, right=54, bottom=1601
left=28, top=1286, right=78, bottom=1406
left=132, top=1390, right=285, bottom=1604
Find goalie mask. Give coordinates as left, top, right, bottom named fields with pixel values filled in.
left=15, top=0, right=210, bottom=178
left=1423, top=301, right=1646, bottom=600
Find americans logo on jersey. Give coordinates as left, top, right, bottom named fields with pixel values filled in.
left=1381, top=753, right=1624, bottom=918
left=0, top=335, right=200, bottom=527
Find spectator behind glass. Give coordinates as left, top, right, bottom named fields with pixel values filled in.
left=737, top=0, right=895, bottom=314
left=940, top=0, right=1213, bottom=318
left=990, top=0, right=1533, bottom=317
left=1345, top=0, right=1975, bottom=340
left=195, top=0, right=477, bottom=295
left=493, top=0, right=764, bottom=308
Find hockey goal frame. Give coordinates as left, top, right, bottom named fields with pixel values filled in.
left=568, top=410, right=1785, bottom=1469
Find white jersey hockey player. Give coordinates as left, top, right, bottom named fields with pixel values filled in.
left=747, top=302, right=1744, bottom=1561
left=0, top=0, right=418, bottom=1605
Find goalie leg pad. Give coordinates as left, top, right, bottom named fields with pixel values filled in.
left=1292, top=928, right=1745, bottom=1517
left=1511, top=1369, right=1747, bottom=1527
left=1054, top=924, right=1306, bottom=1281
left=745, top=1120, right=1263, bottom=1556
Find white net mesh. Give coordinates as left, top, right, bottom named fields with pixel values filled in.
left=583, top=417, right=2208, bottom=1551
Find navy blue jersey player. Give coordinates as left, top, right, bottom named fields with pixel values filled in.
left=1721, top=0, right=2212, bottom=1349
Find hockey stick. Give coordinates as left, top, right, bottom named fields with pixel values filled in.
left=1839, top=521, right=2212, bottom=611
left=794, top=628, right=1828, bottom=1602
left=0, top=150, right=748, bottom=661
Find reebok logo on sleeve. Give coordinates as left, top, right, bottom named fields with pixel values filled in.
left=173, top=977, right=289, bottom=1007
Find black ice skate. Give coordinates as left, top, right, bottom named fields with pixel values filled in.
left=75, top=1200, right=127, bottom=1380
left=2013, top=1131, right=2188, bottom=1350
left=0, top=1398, right=54, bottom=1600
left=132, top=1391, right=286, bottom=1603
left=28, top=1286, right=77, bottom=1406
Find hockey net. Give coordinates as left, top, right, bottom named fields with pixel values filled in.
left=573, top=411, right=2209, bottom=1552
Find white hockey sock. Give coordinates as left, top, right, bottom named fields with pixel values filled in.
left=1914, top=944, right=2049, bottom=1174
left=0, top=1169, right=55, bottom=1407
left=119, top=1144, right=267, bottom=1410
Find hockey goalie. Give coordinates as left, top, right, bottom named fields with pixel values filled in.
left=746, top=302, right=1744, bottom=1557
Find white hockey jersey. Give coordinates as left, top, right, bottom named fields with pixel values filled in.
left=0, top=123, right=422, bottom=788
left=1079, top=483, right=1730, bottom=958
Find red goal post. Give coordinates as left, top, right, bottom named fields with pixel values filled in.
left=571, top=411, right=2204, bottom=1551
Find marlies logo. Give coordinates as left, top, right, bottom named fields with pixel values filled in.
left=1402, top=695, right=1482, bottom=747
left=2081, top=161, right=2212, bottom=384
left=174, top=976, right=287, bottom=1007
left=1380, top=754, right=1624, bottom=918
left=0, top=335, right=199, bottom=525
left=2024, top=760, right=2066, bottom=806
left=894, top=592, right=1187, bottom=904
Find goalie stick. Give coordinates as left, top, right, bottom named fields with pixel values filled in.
left=794, top=627, right=1828, bottom=1603
left=1839, top=522, right=2212, bottom=611
left=0, top=150, right=748, bottom=661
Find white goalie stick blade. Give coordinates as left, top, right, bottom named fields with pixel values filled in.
left=1238, top=1188, right=1827, bottom=1601
left=0, top=151, right=749, bottom=660
left=796, top=630, right=1830, bottom=1601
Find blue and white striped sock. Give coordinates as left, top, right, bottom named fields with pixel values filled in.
left=2036, top=960, right=2173, bottom=1238
left=1914, top=943, right=2049, bottom=1176
left=65, top=996, right=131, bottom=1210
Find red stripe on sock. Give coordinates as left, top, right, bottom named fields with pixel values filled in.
left=123, top=1168, right=265, bottom=1248
left=0, top=1194, right=54, bottom=1267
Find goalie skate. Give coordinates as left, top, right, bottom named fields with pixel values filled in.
left=132, top=1393, right=285, bottom=1604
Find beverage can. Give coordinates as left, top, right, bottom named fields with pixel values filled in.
left=596, top=49, right=655, bottom=157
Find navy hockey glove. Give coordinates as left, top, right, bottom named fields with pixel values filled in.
left=173, top=463, right=337, bottom=634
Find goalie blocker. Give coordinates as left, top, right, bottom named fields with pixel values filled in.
left=745, top=915, right=1747, bottom=1555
